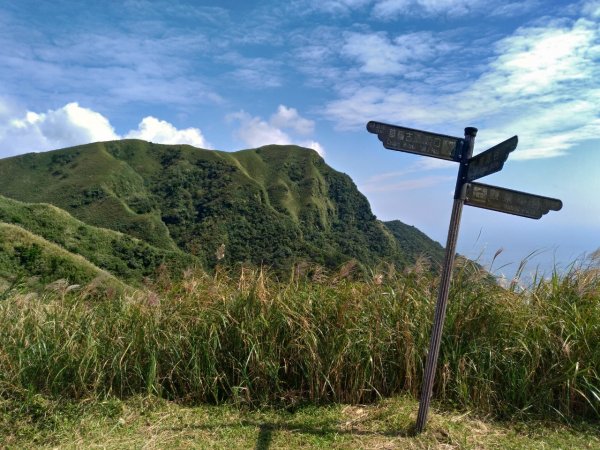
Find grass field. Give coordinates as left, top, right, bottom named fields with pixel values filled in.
left=3, top=394, right=599, bottom=449
left=1, top=257, right=599, bottom=448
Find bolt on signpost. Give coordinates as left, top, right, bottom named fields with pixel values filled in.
left=366, top=121, right=562, bottom=433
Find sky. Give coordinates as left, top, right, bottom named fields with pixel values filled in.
left=0, top=0, right=599, bottom=280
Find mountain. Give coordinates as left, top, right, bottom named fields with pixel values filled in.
left=0, top=222, right=124, bottom=290
left=383, top=220, right=444, bottom=267
left=0, top=140, right=444, bottom=281
left=0, top=195, right=198, bottom=286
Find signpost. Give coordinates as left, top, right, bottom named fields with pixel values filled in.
left=464, top=182, right=563, bottom=219
left=366, top=121, right=562, bottom=433
left=367, top=121, right=464, bottom=161
left=465, top=136, right=518, bottom=182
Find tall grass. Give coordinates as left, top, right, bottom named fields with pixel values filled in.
left=0, top=259, right=598, bottom=420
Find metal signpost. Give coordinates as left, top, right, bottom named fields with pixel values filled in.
left=367, top=121, right=562, bottom=433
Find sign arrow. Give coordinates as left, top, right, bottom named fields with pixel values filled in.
left=465, top=136, right=518, bottom=182
left=464, top=182, right=563, bottom=219
left=367, top=121, right=464, bottom=162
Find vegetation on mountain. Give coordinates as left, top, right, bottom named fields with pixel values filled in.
left=0, top=222, right=123, bottom=289
left=0, top=195, right=199, bottom=286
left=383, top=220, right=445, bottom=267
left=0, top=140, right=443, bottom=281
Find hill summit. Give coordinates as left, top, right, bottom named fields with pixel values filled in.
left=0, top=140, right=443, bottom=282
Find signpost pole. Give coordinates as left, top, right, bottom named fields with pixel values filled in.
left=415, top=126, right=478, bottom=433
left=367, top=120, right=561, bottom=431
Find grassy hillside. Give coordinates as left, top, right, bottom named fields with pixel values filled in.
left=0, top=195, right=199, bottom=285
left=0, top=140, right=439, bottom=273
left=0, top=222, right=124, bottom=289
left=384, top=220, right=445, bottom=268
left=0, top=143, right=176, bottom=250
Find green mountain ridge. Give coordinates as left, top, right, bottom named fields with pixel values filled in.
left=0, top=140, right=444, bottom=282
left=383, top=220, right=444, bottom=268
left=0, top=195, right=198, bottom=286
left=0, top=222, right=124, bottom=289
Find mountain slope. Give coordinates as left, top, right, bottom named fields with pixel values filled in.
left=0, top=222, right=125, bottom=289
left=383, top=220, right=444, bottom=268
left=0, top=195, right=199, bottom=285
left=0, top=140, right=443, bottom=274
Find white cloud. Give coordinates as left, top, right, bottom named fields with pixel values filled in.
left=342, top=31, right=456, bottom=75
left=342, top=33, right=404, bottom=75
left=125, top=116, right=208, bottom=148
left=303, top=0, right=372, bottom=14
left=229, top=106, right=325, bottom=157
left=325, top=18, right=600, bottom=160
left=0, top=102, right=209, bottom=157
left=373, top=0, right=475, bottom=17
left=270, top=105, right=314, bottom=135
left=489, top=22, right=595, bottom=96
left=489, top=1, right=540, bottom=17
left=0, top=19, right=222, bottom=111
left=582, top=0, right=600, bottom=17
left=371, top=0, right=538, bottom=18
left=299, top=140, right=325, bottom=157
left=229, top=111, right=291, bottom=146
left=219, top=52, right=283, bottom=88
left=1, top=102, right=118, bottom=156
left=297, top=0, right=538, bottom=17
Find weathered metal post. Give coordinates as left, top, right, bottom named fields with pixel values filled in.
left=414, top=126, right=477, bottom=433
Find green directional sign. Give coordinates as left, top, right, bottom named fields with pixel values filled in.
left=464, top=182, right=563, bottom=219
left=367, top=121, right=463, bottom=161
left=466, top=136, right=518, bottom=182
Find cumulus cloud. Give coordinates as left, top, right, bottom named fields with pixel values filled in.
left=269, top=105, right=314, bottom=135
left=1, top=102, right=118, bottom=156
left=229, top=111, right=291, bottom=147
left=229, top=106, right=325, bottom=157
left=300, top=140, right=325, bottom=157
left=0, top=102, right=209, bottom=157
left=125, top=116, right=207, bottom=148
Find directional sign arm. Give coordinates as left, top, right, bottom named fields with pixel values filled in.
left=465, top=136, right=518, bottom=181
left=367, top=121, right=464, bottom=161
left=464, top=182, right=562, bottom=219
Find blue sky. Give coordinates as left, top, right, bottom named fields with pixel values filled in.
left=0, top=0, right=599, bottom=279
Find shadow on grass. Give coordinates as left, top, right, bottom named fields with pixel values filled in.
left=170, top=419, right=416, bottom=450
left=255, top=423, right=273, bottom=450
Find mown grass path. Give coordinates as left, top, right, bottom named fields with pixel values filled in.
left=3, top=395, right=599, bottom=449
